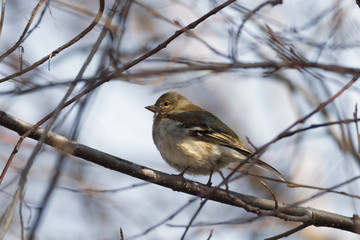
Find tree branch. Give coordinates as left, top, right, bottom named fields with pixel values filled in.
left=0, top=110, right=359, bottom=235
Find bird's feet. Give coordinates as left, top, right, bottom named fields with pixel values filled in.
left=206, top=170, right=213, bottom=186
left=173, top=167, right=189, bottom=178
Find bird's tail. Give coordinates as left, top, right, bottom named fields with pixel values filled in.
left=230, top=159, right=285, bottom=181
left=254, top=160, right=285, bottom=181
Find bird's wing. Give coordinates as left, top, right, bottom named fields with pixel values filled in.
left=169, top=111, right=285, bottom=180
left=168, top=111, right=252, bottom=156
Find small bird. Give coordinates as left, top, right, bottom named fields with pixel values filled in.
left=145, top=91, right=284, bottom=181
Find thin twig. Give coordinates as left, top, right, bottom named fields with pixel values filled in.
left=224, top=75, right=359, bottom=189
left=181, top=199, right=208, bottom=240
left=0, top=0, right=45, bottom=61
left=128, top=198, right=198, bottom=239
left=0, top=0, right=6, bottom=40
left=0, top=0, right=104, bottom=83
left=265, top=222, right=312, bottom=240
left=231, top=0, right=283, bottom=61
left=0, top=0, right=105, bottom=184
left=354, top=104, right=360, bottom=159
left=0, top=1, right=105, bottom=238
left=260, top=180, right=278, bottom=209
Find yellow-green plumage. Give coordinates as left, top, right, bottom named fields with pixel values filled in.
left=146, top=91, right=284, bottom=180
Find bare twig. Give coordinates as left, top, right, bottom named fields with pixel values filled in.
left=265, top=222, right=312, bottom=240
left=219, top=76, right=359, bottom=199
left=231, top=0, right=283, bottom=61
left=181, top=199, right=208, bottom=240
left=281, top=118, right=360, bottom=138
left=0, top=0, right=104, bottom=83
left=0, top=1, right=105, bottom=238
left=0, top=0, right=6, bottom=40
left=0, top=0, right=45, bottom=61
left=354, top=104, right=360, bottom=159
left=0, top=0, right=105, bottom=184
left=128, top=197, right=197, bottom=239
left=260, top=180, right=278, bottom=209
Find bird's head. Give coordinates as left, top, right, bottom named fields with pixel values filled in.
left=145, top=91, right=194, bottom=116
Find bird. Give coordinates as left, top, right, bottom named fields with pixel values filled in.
left=145, top=91, right=284, bottom=181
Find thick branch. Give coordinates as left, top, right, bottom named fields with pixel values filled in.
left=0, top=110, right=359, bottom=235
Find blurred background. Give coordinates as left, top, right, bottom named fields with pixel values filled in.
left=0, top=0, right=360, bottom=239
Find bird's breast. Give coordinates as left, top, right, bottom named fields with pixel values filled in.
left=152, top=118, right=224, bottom=174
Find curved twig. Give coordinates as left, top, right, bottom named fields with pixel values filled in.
left=0, top=0, right=45, bottom=61
left=0, top=0, right=104, bottom=83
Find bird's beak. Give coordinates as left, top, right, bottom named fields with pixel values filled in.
left=145, top=105, right=160, bottom=113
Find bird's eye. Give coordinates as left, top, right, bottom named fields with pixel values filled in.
left=163, top=101, right=170, bottom=106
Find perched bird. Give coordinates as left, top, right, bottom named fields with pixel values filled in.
left=145, top=91, right=284, bottom=181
